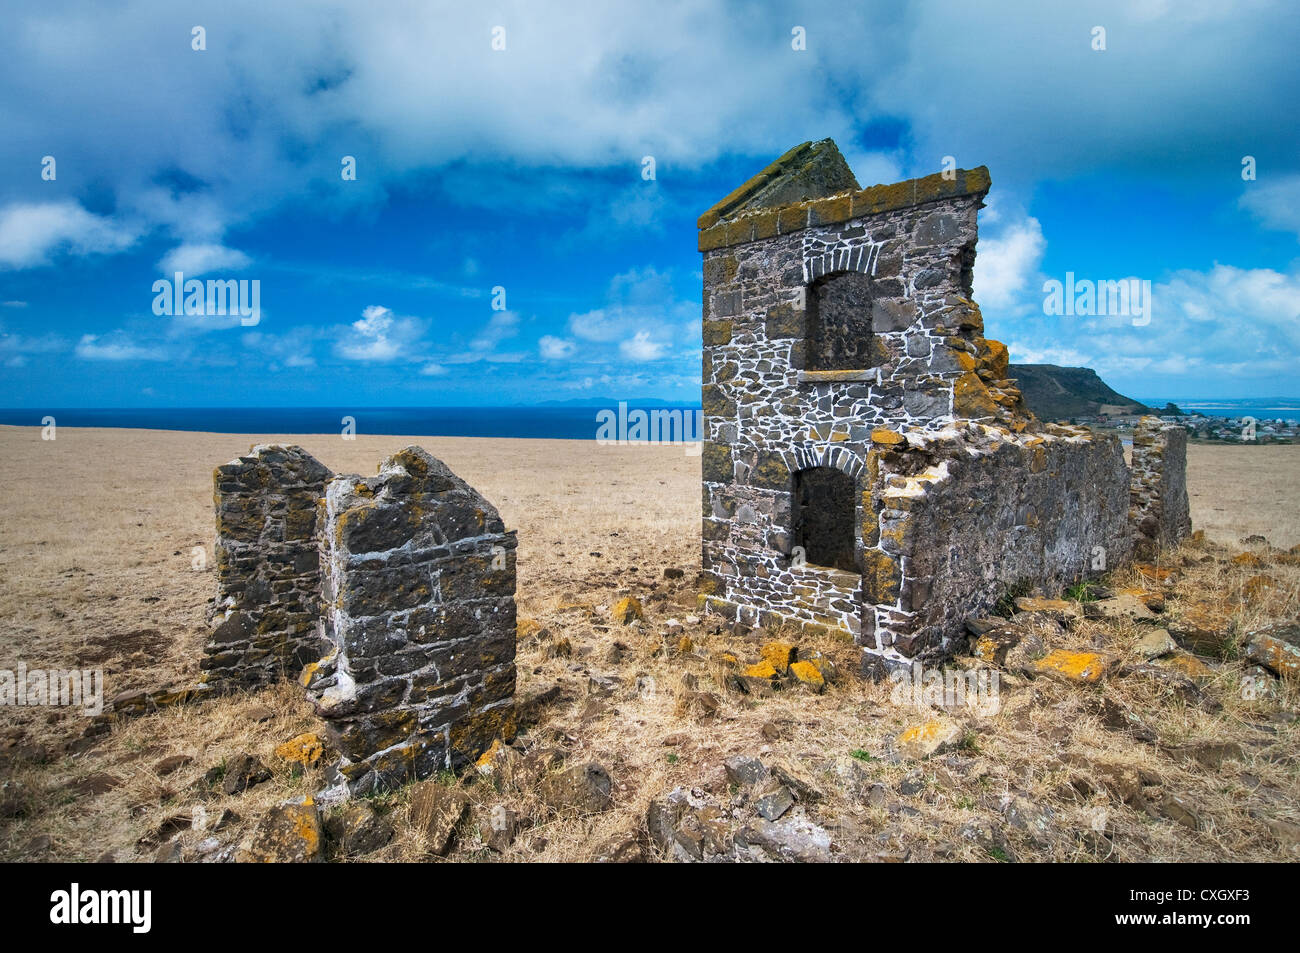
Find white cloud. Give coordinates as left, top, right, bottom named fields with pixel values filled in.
left=243, top=326, right=318, bottom=368
left=0, top=323, right=63, bottom=363
left=1239, top=173, right=1300, bottom=239
left=842, top=149, right=904, bottom=189
left=334, top=305, right=425, bottom=362
left=1004, top=262, right=1300, bottom=389
left=973, top=215, right=1045, bottom=314
left=0, top=202, right=137, bottom=269
left=157, top=242, right=252, bottom=276
left=470, top=311, right=519, bottom=351
left=569, top=308, right=624, bottom=344
left=877, top=1, right=1296, bottom=183
left=0, top=0, right=888, bottom=255
left=169, top=311, right=249, bottom=333
left=1003, top=343, right=1094, bottom=367
left=539, top=335, right=577, bottom=360
left=568, top=267, right=695, bottom=347
left=619, top=330, right=666, bottom=361
left=0, top=0, right=1294, bottom=269
left=74, top=333, right=167, bottom=361
left=420, top=362, right=447, bottom=375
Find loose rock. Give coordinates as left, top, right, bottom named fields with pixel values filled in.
left=236, top=797, right=323, bottom=863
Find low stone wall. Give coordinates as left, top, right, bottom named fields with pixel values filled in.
left=306, top=447, right=517, bottom=795
left=1130, top=416, right=1191, bottom=559
left=205, top=445, right=332, bottom=688
left=865, top=424, right=1133, bottom=671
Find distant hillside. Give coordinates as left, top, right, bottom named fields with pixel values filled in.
left=1009, top=364, right=1152, bottom=420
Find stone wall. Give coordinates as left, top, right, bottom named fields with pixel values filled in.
left=205, top=445, right=332, bottom=688
left=865, top=424, right=1133, bottom=669
left=1130, top=416, right=1192, bottom=559
left=306, top=447, right=517, bottom=795
left=698, top=140, right=1188, bottom=672
left=699, top=142, right=1028, bottom=648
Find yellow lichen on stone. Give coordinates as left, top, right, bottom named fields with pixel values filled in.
left=982, top=339, right=1009, bottom=378
left=275, top=732, right=324, bottom=768
left=743, top=660, right=779, bottom=679
left=1160, top=651, right=1216, bottom=683
left=611, top=596, right=643, bottom=625
left=789, top=660, right=825, bottom=692
left=760, top=641, right=797, bottom=674
left=871, top=428, right=906, bottom=446
left=1031, top=649, right=1111, bottom=684
left=895, top=717, right=960, bottom=759
left=475, top=738, right=504, bottom=774
left=292, top=807, right=320, bottom=854
left=952, top=371, right=999, bottom=419
left=516, top=618, right=543, bottom=639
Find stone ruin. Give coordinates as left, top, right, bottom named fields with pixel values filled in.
left=307, top=448, right=516, bottom=794
left=1130, top=416, right=1192, bottom=560
left=207, top=445, right=332, bottom=687
left=186, top=139, right=1193, bottom=796
left=205, top=445, right=516, bottom=794
left=696, top=139, right=1191, bottom=674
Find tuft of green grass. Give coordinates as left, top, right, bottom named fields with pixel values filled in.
left=850, top=749, right=876, bottom=762
left=1064, top=578, right=1109, bottom=603
left=993, top=580, right=1036, bottom=618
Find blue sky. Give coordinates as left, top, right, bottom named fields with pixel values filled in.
left=1, top=0, right=1298, bottom=407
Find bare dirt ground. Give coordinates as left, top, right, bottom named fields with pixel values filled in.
left=0, top=426, right=1296, bottom=862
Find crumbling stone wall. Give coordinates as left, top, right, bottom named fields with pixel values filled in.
left=205, top=445, right=332, bottom=687
left=1130, top=416, right=1191, bottom=560
left=305, top=447, right=517, bottom=795
left=698, top=139, right=1188, bottom=672
left=865, top=425, right=1133, bottom=668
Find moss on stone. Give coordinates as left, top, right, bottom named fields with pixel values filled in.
left=751, top=451, right=790, bottom=489
left=701, top=442, right=733, bottom=483
left=702, top=320, right=733, bottom=346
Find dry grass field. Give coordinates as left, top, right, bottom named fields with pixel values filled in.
left=0, top=425, right=1296, bottom=863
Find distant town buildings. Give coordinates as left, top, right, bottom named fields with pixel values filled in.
left=1063, top=413, right=1298, bottom=444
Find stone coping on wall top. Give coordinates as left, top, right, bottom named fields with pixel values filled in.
left=823, top=420, right=1105, bottom=458
left=698, top=166, right=992, bottom=252
left=696, top=140, right=846, bottom=229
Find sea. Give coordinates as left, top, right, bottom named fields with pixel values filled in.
left=0, top=405, right=705, bottom=441
left=0, top=397, right=1294, bottom=438
left=1138, top=398, right=1300, bottom=423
